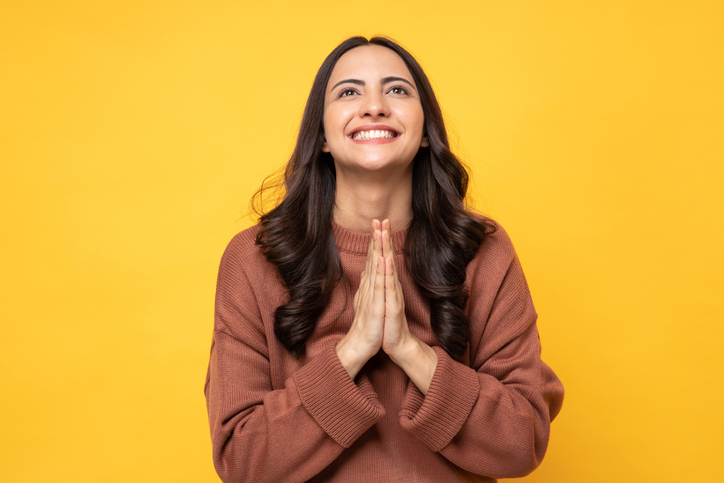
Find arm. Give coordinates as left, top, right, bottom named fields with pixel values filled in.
left=398, top=234, right=564, bottom=479
left=205, top=233, right=385, bottom=483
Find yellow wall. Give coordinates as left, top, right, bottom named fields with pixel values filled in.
left=2, top=1, right=722, bottom=481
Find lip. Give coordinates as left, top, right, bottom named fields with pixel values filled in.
left=348, top=124, right=400, bottom=144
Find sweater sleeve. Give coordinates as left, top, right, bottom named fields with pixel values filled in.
left=398, top=232, right=564, bottom=479
left=205, top=233, right=385, bottom=483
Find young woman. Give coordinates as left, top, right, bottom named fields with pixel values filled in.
left=205, top=36, right=564, bottom=483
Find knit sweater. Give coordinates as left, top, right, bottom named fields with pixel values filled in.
left=205, top=221, right=564, bottom=483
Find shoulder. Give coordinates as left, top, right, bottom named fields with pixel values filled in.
left=217, top=224, right=271, bottom=281
left=214, top=225, right=279, bottom=340
left=222, top=224, right=262, bottom=260
left=474, top=217, right=516, bottom=265
left=465, top=217, right=520, bottom=284
left=465, top=219, right=536, bottom=343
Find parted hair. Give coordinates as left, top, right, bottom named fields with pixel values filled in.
left=254, top=36, right=495, bottom=358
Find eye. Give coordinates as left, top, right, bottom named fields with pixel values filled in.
left=338, top=88, right=359, bottom=98
left=388, top=85, right=409, bottom=95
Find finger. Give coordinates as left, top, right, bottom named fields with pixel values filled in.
left=385, top=257, right=407, bottom=330
left=374, top=256, right=385, bottom=311
left=373, top=226, right=382, bottom=265
left=395, top=273, right=405, bottom=311
left=367, top=229, right=382, bottom=289
left=385, top=257, right=395, bottom=299
left=363, top=224, right=376, bottom=275
left=357, top=225, right=378, bottom=311
left=382, top=220, right=398, bottom=272
left=384, top=256, right=400, bottom=302
left=372, top=218, right=381, bottom=267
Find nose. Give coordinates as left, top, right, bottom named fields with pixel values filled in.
left=359, top=89, right=389, bottom=118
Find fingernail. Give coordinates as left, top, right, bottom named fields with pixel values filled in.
left=373, top=230, right=379, bottom=240
left=383, top=230, right=389, bottom=240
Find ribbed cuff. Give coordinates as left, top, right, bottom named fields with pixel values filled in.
left=294, top=345, right=385, bottom=448
left=399, top=346, right=480, bottom=451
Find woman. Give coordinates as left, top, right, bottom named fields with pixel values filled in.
left=205, top=36, right=564, bottom=482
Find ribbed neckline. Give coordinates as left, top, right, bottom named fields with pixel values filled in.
left=332, top=221, right=409, bottom=255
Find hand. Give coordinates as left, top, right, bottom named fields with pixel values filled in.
left=337, top=219, right=438, bottom=394
left=379, top=219, right=413, bottom=358
left=336, top=219, right=385, bottom=379
left=379, top=220, right=438, bottom=395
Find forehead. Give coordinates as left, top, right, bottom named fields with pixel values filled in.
left=326, top=45, right=413, bottom=89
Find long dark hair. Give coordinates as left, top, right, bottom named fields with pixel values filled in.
left=255, top=36, right=495, bottom=358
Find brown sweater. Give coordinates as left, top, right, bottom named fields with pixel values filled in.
left=205, top=221, right=564, bottom=483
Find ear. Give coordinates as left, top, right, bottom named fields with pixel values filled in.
left=420, top=135, right=429, bottom=148
left=322, top=138, right=330, bottom=153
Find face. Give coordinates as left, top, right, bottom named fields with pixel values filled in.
left=322, top=45, right=428, bottom=174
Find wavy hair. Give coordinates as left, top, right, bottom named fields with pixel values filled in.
left=254, top=36, right=495, bottom=358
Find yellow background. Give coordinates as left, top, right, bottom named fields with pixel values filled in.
left=2, top=1, right=722, bottom=481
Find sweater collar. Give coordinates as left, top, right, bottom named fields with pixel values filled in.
left=332, top=220, right=409, bottom=255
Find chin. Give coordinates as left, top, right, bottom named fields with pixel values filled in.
left=357, top=160, right=412, bottom=173
left=351, top=155, right=414, bottom=170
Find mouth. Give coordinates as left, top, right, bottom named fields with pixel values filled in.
left=349, top=125, right=400, bottom=141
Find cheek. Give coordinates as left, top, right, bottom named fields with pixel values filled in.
left=323, top=106, right=356, bottom=143
left=322, top=109, right=346, bottom=154
left=413, top=107, right=425, bottom=132
left=322, top=102, right=335, bottom=126
left=322, top=112, right=341, bottom=142
left=322, top=110, right=331, bottom=134
left=397, top=106, right=425, bottom=133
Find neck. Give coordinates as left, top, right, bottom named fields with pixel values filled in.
left=332, top=166, right=413, bottom=233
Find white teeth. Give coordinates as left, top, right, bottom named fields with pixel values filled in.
left=353, top=130, right=396, bottom=140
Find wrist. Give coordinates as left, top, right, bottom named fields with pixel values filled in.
left=387, top=335, right=421, bottom=367
left=336, top=337, right=375, bottom=380
left=389, top=338, right=438, bottom=395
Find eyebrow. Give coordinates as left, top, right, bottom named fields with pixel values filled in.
left=329, top=76, right=415, bottom=92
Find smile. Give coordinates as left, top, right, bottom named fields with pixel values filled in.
left=352, top=130, right=398, bottom=140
